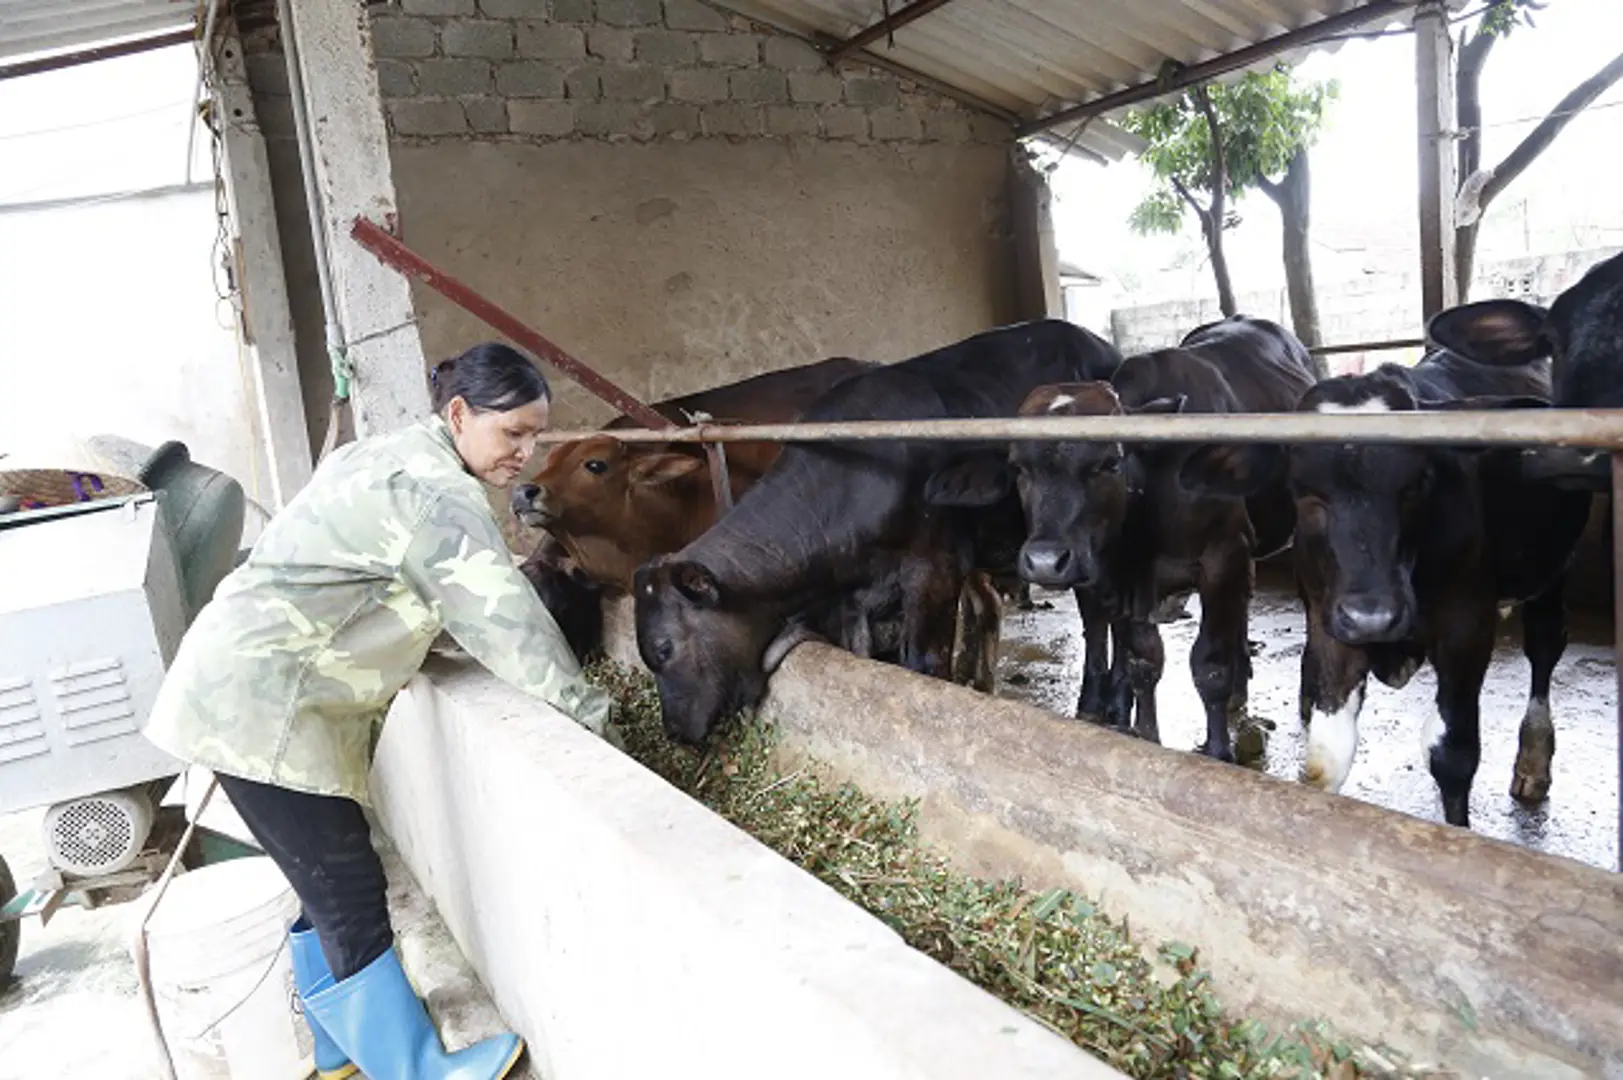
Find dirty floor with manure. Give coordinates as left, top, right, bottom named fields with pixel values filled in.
left=993, top=560, right=1620, bottom=873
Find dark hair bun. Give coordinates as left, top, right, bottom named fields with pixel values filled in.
left=429, top=343, right=549, bottom=414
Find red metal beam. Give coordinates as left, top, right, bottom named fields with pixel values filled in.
left=0, top=28, right=196, bottom=81
left=349, top=216, right=674, bottom=432
left=825, top=0, right=961, bottom=62
left=1015, top=0, right=1412, bottom=137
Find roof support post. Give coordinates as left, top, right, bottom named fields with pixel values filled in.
left=1009, top=153, right=1062, bottom=321
left=1414, top=0, right=1459, bottom=320
left=210, top=16, right=314, bottom=508
left=280, top=0, right=430, bottom=437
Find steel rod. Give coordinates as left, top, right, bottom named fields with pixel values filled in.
left=1613, top=453, right=1622, bottom=873
left=519, top=409, right=1623, bottom=449
left=349, top=216, right=673, bottom=431
left=0, top=27, right=196, bottom=81
left=825, top=0, right=961, bottom=61
left=1014, top=0, right=1412, bottom=137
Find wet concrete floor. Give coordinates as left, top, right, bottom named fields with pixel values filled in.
left=993, top=560, right=1620, bottom=873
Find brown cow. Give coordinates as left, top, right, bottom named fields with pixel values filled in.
left=512, top=356, right=874, bottom=590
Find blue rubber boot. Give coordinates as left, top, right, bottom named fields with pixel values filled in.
left=287, top=916, right=359, bottom=1080
left=305, top=946, right=524, bottom=1080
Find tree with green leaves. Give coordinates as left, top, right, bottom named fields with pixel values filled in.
left=1454, top=0, right=1623, bottom=298
left=1121, top=67, right=1338, bottom=369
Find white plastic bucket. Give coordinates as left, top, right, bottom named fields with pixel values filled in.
left=137, top=855, right=315, bottom=1080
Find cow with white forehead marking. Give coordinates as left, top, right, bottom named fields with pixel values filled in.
left=926, top=314, right=1316, bottom=764
left=1179, top=347, right=1591, bottom=827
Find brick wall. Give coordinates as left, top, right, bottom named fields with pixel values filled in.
left=368, top=0, right=1009, bottom=145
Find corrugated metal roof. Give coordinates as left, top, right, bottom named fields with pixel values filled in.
left=710, top=0, right=1430, bottom=160
left=0, top=0, right=195, bottom=65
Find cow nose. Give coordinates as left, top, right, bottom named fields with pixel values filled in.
left=1019, top=542, right=1087, bottom=588
left=1330, top=594, right=1409, bottom=644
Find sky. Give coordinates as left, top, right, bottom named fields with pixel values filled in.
left=0, top=44, right=205, bottom=205
left=1048, top=0, right=1623, bottom=305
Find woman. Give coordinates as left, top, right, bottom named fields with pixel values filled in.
left=143, top=343, right=615, bottom=1080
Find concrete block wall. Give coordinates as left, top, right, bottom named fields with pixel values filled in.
left=369, top=0, right=1007, bottom=147
left=1108, top=246, right=1623, bottom=376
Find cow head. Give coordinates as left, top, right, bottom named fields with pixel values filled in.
left=923, top=381, right=1184, bottom=591
left=1179, top=371, right=1546, bottom=647
left=1426, top=252, right=1623, bottom=489
left=510, top=435, right=708, bottom=584
left=632, top=557, right=810, bottom=744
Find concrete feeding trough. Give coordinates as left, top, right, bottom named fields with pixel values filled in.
left=370, top=591, right=1622, bottom=1079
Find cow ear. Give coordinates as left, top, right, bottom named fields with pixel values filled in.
left=1178, top=443, right=1283, bottom=498
left=1133, top=394, right=1187, bottom=415
left=924, top=451, right=1013, bottom=508
left=629, top=452, right=705, bottom=486
left=1427, top=300, right=1550, bottom=367
left=671, top=561, right=722, bottom=608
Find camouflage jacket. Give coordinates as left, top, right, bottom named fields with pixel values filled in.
left=143, top=414, right=614, bottom=804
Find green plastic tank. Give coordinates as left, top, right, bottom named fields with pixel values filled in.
left=136, top=441, right=247, bottom=623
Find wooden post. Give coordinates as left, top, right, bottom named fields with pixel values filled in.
left=211, top=18, right=314, bottom=508
left=1415, top=0, right=1458, bottom=320
left=1010, top=153, right=1062, bottom=321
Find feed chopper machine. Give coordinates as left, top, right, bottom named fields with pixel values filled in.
left=0, top=441, right=261, bottom=984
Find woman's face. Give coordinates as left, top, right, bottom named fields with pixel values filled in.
left=447, top=396, right=551, bottom=488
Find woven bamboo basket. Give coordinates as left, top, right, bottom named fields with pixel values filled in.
left=0, top=467, right=149, bottom=514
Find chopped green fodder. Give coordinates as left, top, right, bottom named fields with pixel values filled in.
left=588, top=659, right=1444, bottom=1080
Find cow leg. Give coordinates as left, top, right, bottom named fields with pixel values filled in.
left=900, top=554, right=963, bottom=680
left=1512, top=581, right=1566, bottom=803
left=1189, top=546, right=1251, bottom=763
left=1123, top=617, right=1164, bottom=744
left=1074, top=589, right=1115, bottom=724
left=1428, top=607, right=1496, bottom=828
left=1299, top=603, right=1372, bottom=794
left=952, top=571, right=1002, bottom=693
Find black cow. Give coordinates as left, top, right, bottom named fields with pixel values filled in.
left=926, top=314, right=1317, bottom=764
left=1178, top=350, right=1591, bottom=826
left=1428, top=249, right=1623, bottom=488
left=633, top=319, right=1124, bottom=744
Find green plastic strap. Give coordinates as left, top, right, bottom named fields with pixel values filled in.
left=329, top=344, right=353, bottom=400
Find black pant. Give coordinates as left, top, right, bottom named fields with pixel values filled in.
left=215, top=773, right=393, bottom=981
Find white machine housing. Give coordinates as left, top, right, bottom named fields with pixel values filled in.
left=0, top=495, right=189, bottom=872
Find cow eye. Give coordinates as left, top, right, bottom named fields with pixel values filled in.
left=653, top=640, right=674, bottom=666
left=1096, top=456, right=1121, bottom=474
left=584, top=459, right=608, bottom=475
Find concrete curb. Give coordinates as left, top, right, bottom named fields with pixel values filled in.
left=370, top=654, right=1124, bottom=1080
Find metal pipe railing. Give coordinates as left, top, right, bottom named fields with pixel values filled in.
left=524, top=409, right=1623, bottom=449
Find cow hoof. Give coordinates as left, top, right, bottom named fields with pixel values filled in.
left=1233, top=723, right=1268, bottom=768
left=1511, top=703, right=1555, bottom=804
left=1510, top=771, right=1552, bottom=803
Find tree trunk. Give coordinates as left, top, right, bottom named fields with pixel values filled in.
left=1199, top=209, right=1239, bottom=317
left=1452, top=26, right=1496, bottom=300
left=1453, top=37, right=1623, bottom=301
left=1260, top=149, right=1325, bottom=377
left=1192, top=85, right=1237, bottom=316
